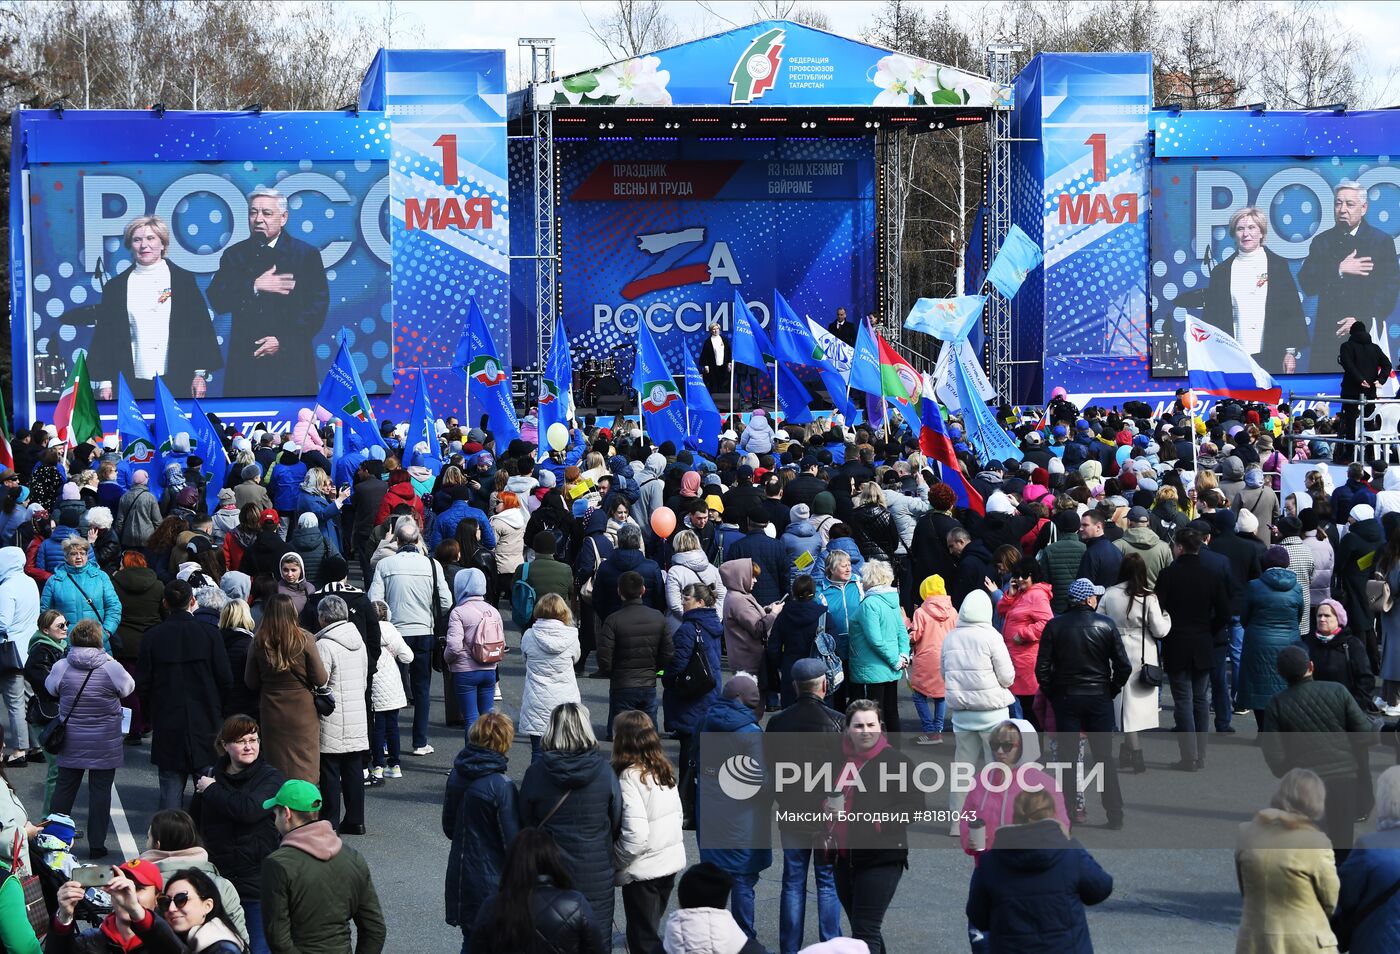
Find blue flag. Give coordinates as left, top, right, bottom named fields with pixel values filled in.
left=632, top=323, right=688, bottom=451
left=985, top=224, right=1044, bottom=300
left=731, top=291, right=774, bottom=371
left=151, top=376, right=189, bottom=477
left=953, top=356, right=1023, bottom=465
left=849, top=316, right=883, bottom=395
left=188, top=398, right=228, bottom=515
left=773, top=290, right=853, bottom=419
left=539, top=317, right=574, bottom=454
left=904, top=295, right=987, bottom=342
left=115, top=373, right=155, bottom=466
left=680, top=342, right=721, bottom=456
left=455, top=297, right=521, bottom=445
left=775, top=362, right=814, bottom=425
left=314, top=340, right=387, bottom=451
left=407, top=370, right=442, bottom=466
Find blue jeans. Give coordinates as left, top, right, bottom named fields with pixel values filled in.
left=243, top=899, right=271, bottom=954
left=452, top=670, right=496, bottom=736
left=912, top=693, right=945, bottom=734
left=1211, top=642, right=1233, bottom=730
left=157, top=769, right=189, bottom=811
left=605, top=686, right=657, bottom=740
left=408, top=632, right=434, bottom=749
left=730, top=870, right=760, bottom=939
left=780, top=840, right=841, bottom=954
left=1227, top=617, right=1244, bottom=707
left=370, top=709, right=401, bottom=768
left=530, top=735, right=542, bottom=762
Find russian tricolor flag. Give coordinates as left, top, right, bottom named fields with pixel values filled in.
left=1184, top=315, right=1282, bottom=403
left=918, top=374, right=985, bottom=515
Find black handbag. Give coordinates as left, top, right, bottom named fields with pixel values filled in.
left=0, top=633, right=21, bottom=675
left=1135, top=596, right=1165, bottom=688
left=675, top=624, right=717, bottom=700
left=430, top=560, right=449, bottom=673
left=298, top=670, right=336, bottom=717
left=42, top=667, right=95, bottom=755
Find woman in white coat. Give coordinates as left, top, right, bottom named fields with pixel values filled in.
left=312, top=595, right=370, bottom=835
left=664, top=530, right=725, bottom=625
left=517, top=594, right=581, bottom=762
left=368, top=600, right=414, bottom=781
left=611, top=709, right=686, bottom=954
left=1099, top=553, right=1169, bottom=775
left=489, top=491, right=528, bottom=603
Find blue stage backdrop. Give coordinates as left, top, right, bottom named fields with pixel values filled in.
left=1150, top=109, right=1400, bottom=397
left=1012, top=52, right=1152, bottom=401
left=529, top=138, right=876, bottom=390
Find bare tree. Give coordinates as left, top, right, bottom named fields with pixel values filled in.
left=750, top=1, right=831, bottom=30
left=583, top=0, right=679, bottom=59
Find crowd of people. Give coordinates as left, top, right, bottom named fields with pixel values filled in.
left=0, top=390, right=1397, bottom=952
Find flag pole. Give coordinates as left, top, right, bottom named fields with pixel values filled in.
left=729, top=357, right=736, bottom=424
left=773, top=361, right=779, bottom=424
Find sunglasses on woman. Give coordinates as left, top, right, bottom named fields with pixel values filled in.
left=992, top=741, right=1019, bottom=753
left=158, top=891, right=191, bottom=911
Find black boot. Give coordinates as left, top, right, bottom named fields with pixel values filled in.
left=1131, top=750, right=1146, bottom=774
left=1118, top=742, right=1132, bottom=772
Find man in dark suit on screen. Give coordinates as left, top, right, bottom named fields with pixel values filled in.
left=1298, top=180, right=1400, bottom=372
left=207, top=186, right=329, bottom=396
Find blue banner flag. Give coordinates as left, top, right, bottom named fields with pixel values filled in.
left=632, top=322, right=688, bottom=451
left=680, top=342, right=721, bottom=456
left=774, top=290, right=853, bottom=419
left=539, top=317, right=575, bottom=454
left=455, top=297, right=521, bottom=445
left=904, top=295, right=987, bottom=342
left=848, top=315, right=883, bottom=395
left=775, top=361, right=814, bottom=424
left=984, top=224, right=1044, bottom=300
left=407, top=369, right=442, bottom=466
left=731, top=291, right=774, bottom=371
left=116, top=373, right=155, bottom=466
left=151, top=376, right=190, bottom=475
left=314, top=340, right=387, bottom=452
left=188, top=399, right=228, bottom=515
left=953, top=356, right=1023, bottom=465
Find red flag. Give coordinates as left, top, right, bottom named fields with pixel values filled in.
left=918, top=382, right=984, bottom=516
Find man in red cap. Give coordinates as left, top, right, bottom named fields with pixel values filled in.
left=50, top=857, right=181, bottom=950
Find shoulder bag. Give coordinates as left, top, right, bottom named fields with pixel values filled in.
left=430, top=559, right=449, bottom=673
left=41, top=667, right=95, bottom=754
left=675, top=622, right=717, bottom=700
left=1136, top=596, right=1165, bottom=688
left=579, top=538, right=602, bottom=603
left=3, top=830, right=46, bottom=940
left=297, top=646, right=336, bottom=717
left=537, top=788, right=573, bottom=827
left=0, top=632, right=21, bottom=675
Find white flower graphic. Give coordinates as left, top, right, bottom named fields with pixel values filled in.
left=537, top=80, right=584, bottom=106
left=872, top=53, right=918, bottom=106
left=587, top=56, right=672, bottom=106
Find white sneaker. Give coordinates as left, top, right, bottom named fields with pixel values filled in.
left=387, top=765, right=403, bottom=779
left=412, top=744, right=435, bottom=756
left=370, top=766, right=383, bottom=780
left=494, top=685, right=503, bottom=701
left=1381, top=703, right=1400, bottom=718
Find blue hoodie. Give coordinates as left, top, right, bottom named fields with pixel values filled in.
left=697, top=692, right=771, bottom=875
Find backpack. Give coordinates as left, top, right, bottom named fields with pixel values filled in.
left=468, top=608, right=506, bottom=664
left=810, top=613, right=845, bottom=693
left=511, top=562, right=537, bottom=630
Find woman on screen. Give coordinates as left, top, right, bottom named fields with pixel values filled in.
left=88, top=214, right=223, bottom=400
left=1202, top=206, right=1308, bottom=374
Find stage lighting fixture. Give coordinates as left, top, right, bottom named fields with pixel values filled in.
left=48, top=100, right=64, bottom=117
left=607, top=122, right=615, bottom=129
left=873, top=121, right=880, bottom=128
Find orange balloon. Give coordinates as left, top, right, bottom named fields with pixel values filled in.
left=650, top=506, right=676, bottom=538
left=1181, top=391, right=1198, bottom=410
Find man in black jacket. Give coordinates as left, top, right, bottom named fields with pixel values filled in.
left=764, top=657, right=843, bottom=952
left=728, top=512, right=790, bottom=606
left=1335, top=322, right=1393, bottom=461
left=1035, top=578, right=1131, bottom=829
left=946, top=526, right=994, bottom=608
left=782, top=458, right=828, bottom=508
left=599, top=571, right=673, bottom=741
left=1207, top=509, right=1261, bottom=732
left=206, top=186, right=330, bottom=397
left=1156, top=527, right=1232, bottom=771
left=137, top=580, right=234, bottom=811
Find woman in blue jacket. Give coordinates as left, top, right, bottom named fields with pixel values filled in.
left=443, top=711, right=519, bottom=954
left=1237, top=546, right=1306, bottom=715
left=847, top=560, right=910, bottom=735
left=41, top=536, right=121, bottom=653
left=1335, top=764, right=1400, bottom=954
left=295, top=468, right=347, bottom=557
left=662, top=581, right=724, bottom=829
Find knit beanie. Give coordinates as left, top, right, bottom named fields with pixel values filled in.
left=920, top=575, right=947, bottom=600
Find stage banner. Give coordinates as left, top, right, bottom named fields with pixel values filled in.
left=537, top=19, right=1004, bottom=110
left=554, top=138, right=876, bottom=384
left=1013, top=52, right=1152, bottom=400
left=1149, top=109, right=1400, bottom=386
left=364, top=49, right=509, bottom=421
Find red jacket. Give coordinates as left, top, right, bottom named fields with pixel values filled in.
left=375, top=479, right=424, bottom=529
left=998, top=582, right=1053, bottom=696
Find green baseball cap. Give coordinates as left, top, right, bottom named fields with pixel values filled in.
left=262, top=779, right=323, bottom=813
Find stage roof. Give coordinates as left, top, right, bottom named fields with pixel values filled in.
left=509, top=19, right=1007, bottom=117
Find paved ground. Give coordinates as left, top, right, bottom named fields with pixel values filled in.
left=12, top=620, right=1393, bottom=952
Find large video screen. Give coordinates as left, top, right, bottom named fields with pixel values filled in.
left=1150, top=157, right=1400, bottom=377
left=26, top=161, right=391, bottom=401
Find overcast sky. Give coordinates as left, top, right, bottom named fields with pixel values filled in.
left=365, top=0, right=1400, bottom=106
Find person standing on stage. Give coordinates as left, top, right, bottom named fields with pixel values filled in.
left=700, top=323, right=730, bottom=396
left=206, top=186, right=330, bottom=397
left=827, top=307, right=857, bottom=347
left=1298, top=180, right=1400, bottom=372
left=1336, top=322, right=1392, bottom=462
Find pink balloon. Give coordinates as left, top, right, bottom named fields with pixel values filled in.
left=650, top=506, right=676, bottom=538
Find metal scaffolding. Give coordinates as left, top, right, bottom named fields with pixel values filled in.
left=521, top=38, right=557, bottom=385
left=984, top=45, right=1020, bottom=402
left=877, top=128, right=904, bottom=342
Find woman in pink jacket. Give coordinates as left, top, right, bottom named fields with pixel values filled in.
left=996, top=560, right=1053, bottom=731
left=910, top=574, right=957, bottom=746
left=443, top=567, right=503, bottom=736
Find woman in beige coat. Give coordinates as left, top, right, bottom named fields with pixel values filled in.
left=1235, top=768, right=1339, bottom=954
left=1099, top=554, right=1170, bottom=774
left=244, top=593, right=328, bottom=785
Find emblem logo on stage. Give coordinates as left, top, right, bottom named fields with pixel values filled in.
left=469, top=355, right=508, bottom=387
left=640, top=379, right=681, bottom=413
left=730, top=27, right=785, bottom=104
